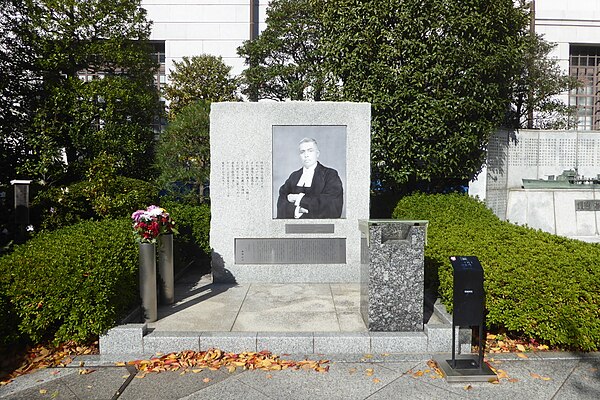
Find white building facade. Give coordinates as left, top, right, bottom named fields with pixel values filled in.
left=536, top=0, right=600, bottom=130
left=141, top=0, right=270, bottom=81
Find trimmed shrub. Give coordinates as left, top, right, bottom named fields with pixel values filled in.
left=163, top=202, right=211, bottom=274
left=0, top=218, right=138, bottom=345
left=393, top=192, right=600, bottom=351
left=0, top=280, right=20, bottom=346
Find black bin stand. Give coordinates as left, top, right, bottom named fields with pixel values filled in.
left=449, top=256, right=485, bottom=369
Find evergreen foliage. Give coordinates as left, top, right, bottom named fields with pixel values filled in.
left=237, top=0, right=327, bottom=101
left=163, top=55, right=239, bottom=119
left=155, top=101, right=210, bottom=205
left=0, top=0, right=159, bottom=184
left=318, top=0, right=528, bottom=192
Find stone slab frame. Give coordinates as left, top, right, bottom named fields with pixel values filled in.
left=210, top=102, right=371, bottom=283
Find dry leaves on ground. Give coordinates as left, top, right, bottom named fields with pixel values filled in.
left=486, top=333, right=550, bottom=354
left=407, top=360, right=444, bottom=380
left=119, top=349, right=329, bottom=377
left=0, top=341, right=98, bottom=386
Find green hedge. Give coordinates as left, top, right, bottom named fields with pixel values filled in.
left=0, top=202, right=211, bottom=347
left=0, top=218, right=139, bottom=345
left=393, top=192, right=600, bottom=351
left=163, top=202, right=211, bottom=274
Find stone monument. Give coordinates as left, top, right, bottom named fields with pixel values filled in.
left=210, top=102, right=371, bottom=283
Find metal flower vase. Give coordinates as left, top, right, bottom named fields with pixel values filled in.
left=158, top=233, right=174, bottom=304
left=138, top=242, right=157, bottom=322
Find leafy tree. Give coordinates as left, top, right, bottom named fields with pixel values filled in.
left=163, top=55, right=239, bottom=119
left=1, top=0, right=159, bottom=184
left=237, top=0, right=328, bottom=101
left=0, top=0, right=40, bottom=184
left=155, top=101, right=210, bottom=204
left=317, top=0, right=530, bottom=192
left=508, top=33, right=579, bottom=130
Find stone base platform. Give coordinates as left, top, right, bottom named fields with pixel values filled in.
left=100, top=270, right=471, bottom=356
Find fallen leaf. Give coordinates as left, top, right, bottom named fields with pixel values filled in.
left=365, top=368, right=374, bottom=376
left=516, top=344, right=526, bottom=352
left=464, top=384, right=473, bottom=390
left=202, top=377, right=211, bottom=383
left=265, top=374, right=273, bottom=379
left=363, top=354, right=373, bottom=359
left=496, top=369, right=509, bottom=379
left=39, top=389, right=47, bottom=394
left=373, top=378, right=381, bottom=383
left=413, top=370, right=424, bottom=377
left=78, top=368, right=94, bottom=375
left=348, top=367, right=357, bottom=374
left=530, top=372, right=551, bottom=381
left=517, top=353, right=528, bottom=359
left=508, top=378, right=519, bottom=383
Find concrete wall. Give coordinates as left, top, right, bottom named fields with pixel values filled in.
left=506, top=188, right=600, bottom=238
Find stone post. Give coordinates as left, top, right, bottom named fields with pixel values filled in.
left=359, top=220, right=428, bottom=331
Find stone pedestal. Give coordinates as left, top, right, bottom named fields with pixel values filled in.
left=359, top=220, right=428, bottom=331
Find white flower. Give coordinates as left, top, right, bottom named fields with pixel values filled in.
left=146, top=205, right=164, bottom=217
left=26, top=225, right=34, bottom=232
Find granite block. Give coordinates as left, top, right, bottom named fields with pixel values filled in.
left=425, top=324, right=455, bottom=353
left=256, top=332, right=314, bottom=354
left=360, top=221, right=427, bottom=331
left=313, top=332, right=370, bottom=354
left=370, top=332, right=428, bottom=353
left=143, top=331, right=201, bottom=354
left=425, top=325, right=471, bottom=354
left=200, top=332, right=257, bottom=353
left=99, top=323, right=146, bottom=355
left=433, top=299, right=453, bottom=324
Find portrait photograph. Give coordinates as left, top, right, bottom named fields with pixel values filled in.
left=272, top=125, right=347, bottom=219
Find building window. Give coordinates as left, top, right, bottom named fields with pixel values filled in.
left=569, top=45, right=600, bottom=131
left=150, top=41, right=167, bottom=134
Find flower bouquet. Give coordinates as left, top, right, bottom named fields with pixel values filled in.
left=132, top=205, right=177, bottom=243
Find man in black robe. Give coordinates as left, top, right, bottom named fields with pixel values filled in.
left=276, top=138, right=343, bottom=219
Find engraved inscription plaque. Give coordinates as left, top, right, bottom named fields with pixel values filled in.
left=285, top=224, right=335, bottom=234
left=575, top=200, right=600, bottom=212
left=235, top=238, right=346, bottom=264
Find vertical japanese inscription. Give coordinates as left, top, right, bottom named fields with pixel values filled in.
left=220, top=160, right=268, bottom=198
